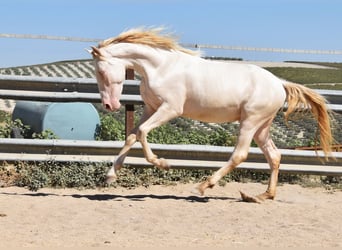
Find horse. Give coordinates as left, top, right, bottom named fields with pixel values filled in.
left=89, top=28, right=333, bottom=203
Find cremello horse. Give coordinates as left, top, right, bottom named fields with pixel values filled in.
left=90, top=28, right=333, bottom=202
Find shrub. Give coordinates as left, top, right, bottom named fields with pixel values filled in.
left=32, top=129, right=59, bottom=139
left=0, top=112, right=58, bottom=139
left=97, top=112, right=125, bottom=141
left=14, top=161, right=109, bottom=191
left=0, top=115, right=30, bottom=138
left=9, top=160, right=342, bottom=192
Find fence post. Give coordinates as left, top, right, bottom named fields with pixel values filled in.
left=125, top=69, right=135, bottom=138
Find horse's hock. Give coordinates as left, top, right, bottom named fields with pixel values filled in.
left=12, top=101, right=100, bottom=140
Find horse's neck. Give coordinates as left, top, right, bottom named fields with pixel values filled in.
left=107, top=43, right=171, bottom=81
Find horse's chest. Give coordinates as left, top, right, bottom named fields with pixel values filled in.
left=140, top=82, right=162, bottom=109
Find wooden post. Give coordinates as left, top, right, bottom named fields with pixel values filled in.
left=125, top=69, right=135, bottom=138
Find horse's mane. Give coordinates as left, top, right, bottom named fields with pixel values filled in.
left=98, top=27, right=198, bottom=56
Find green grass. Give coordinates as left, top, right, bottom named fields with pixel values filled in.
left=285, top=61, right=342, bottom=69
left=265, top=67, right=342, bottom=89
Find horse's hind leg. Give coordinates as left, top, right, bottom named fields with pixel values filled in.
left=195, top=117, right=258, bottom=196
left=257, top=138, right=281, bottom=200
left=240, top=118, right=281, bottom=202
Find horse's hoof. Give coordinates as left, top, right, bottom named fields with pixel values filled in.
left=239, top=191, right=262, bottom=203
left=191, top=183, right=205, bottom=196
left=105, top=174, right=117, bottom=185
left=158, top=158, right=170, bottom=170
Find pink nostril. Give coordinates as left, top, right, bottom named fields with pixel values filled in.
left=104, top=103, right=112, bottom=111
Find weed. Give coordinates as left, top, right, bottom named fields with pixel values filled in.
left=5, top=160, right=340, bottom=192
left=0, top=116, right=30, bottom=138
left=14, top=161, right=109, bottom=191
left=32, top=129, right=59, bottom=139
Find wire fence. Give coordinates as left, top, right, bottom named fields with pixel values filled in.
left=1, top=33, right=342, bottom=55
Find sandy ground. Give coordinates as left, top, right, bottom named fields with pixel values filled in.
left=0, top=182, right=341, bottom=248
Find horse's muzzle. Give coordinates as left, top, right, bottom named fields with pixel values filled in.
left=103, top=99, right=121, bottom=111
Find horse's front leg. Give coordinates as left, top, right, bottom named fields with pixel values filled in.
left=137, top=103, right=180, bottom=170
left=105, top=133, right=137, bottom=184
left=106, top=106, right=154, bottom=184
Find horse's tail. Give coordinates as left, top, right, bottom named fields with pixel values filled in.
left=283, top=82, right=333, bottom=159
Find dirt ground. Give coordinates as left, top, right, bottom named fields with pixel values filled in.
left=0, top=182, right=341, bottom=248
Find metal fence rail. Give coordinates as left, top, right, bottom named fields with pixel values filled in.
left=0, top=74, right=342, bottom=175
left=0, top=89, right=142, bottom=104
left=0, top=138, right=341, bottom=175
left=0, top=75, right=140, bottom=94
left=0, top=74, right=341, bottom=103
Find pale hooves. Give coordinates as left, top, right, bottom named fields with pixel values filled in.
left=191, top=184, right=205, bottom=196
left=239, top=191, right=263, bottom=203
left=191, top=180, right=214, bottom=196
left=157, top=158, right=171, bottom=170
left=105, top=174, right=117, bottom=185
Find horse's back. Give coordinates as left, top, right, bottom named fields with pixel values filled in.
left=188, top=59, right=286, bottom=106
left=180, top=59, right=286, bottom=122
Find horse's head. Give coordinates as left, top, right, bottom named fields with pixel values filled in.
left=90, top=46, right=125, bottom=111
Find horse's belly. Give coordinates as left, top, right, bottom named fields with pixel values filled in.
left=183, top=107, right=240, bottom=123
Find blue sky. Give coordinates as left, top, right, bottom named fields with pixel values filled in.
left=1, top=0, right=341, bottom=67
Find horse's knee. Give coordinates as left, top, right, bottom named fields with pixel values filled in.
left=231, top=150, right=248, bottom=165
left=136, top=126, right=148, bottom=142
left=125, top=133, right=137, bottom=145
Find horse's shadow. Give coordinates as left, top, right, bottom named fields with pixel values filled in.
left=68, top=193, right=237, bottom=203
left=0, top=190, right=237, bottom=203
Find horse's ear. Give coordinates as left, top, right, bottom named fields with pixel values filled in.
left=91, top=46, right=102, bottom=57
left=85, top=48, right=92, bottom=54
